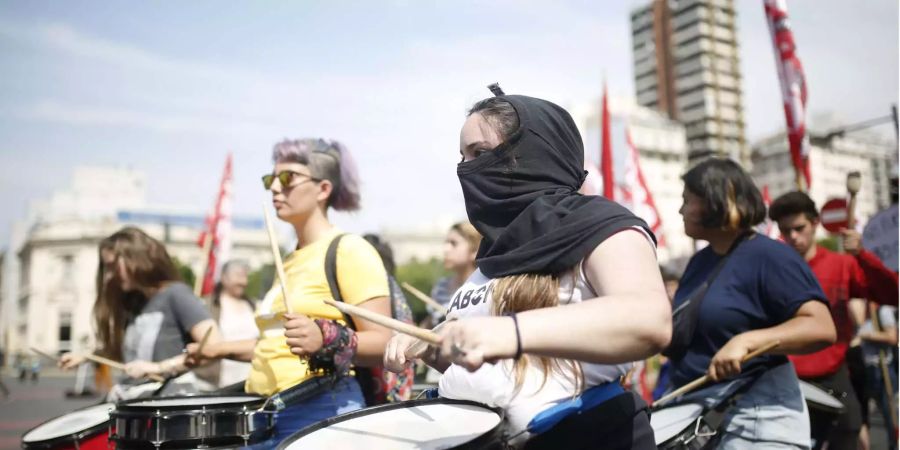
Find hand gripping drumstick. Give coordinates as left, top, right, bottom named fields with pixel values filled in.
left=652, top=340, right=780, bottom=408
left=32, top=347, right=166, bottom=382
left=322, top=299, right=442, bottom=346
left=262, top=202, right=293, bottom=314
left=400, top=281, right=448, bottom=315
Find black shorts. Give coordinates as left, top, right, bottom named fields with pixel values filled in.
left=524, top=391, right=656, bottom=450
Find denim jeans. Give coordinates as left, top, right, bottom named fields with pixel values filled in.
left=678, top=362, right=811, bottom=449
left=246, top=377, right=365, bottom=449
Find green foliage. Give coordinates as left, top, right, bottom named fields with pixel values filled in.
left=247, top=264, right=275, bottom=300
left=818, top=236, right=839, bottom=252
left=171, top=257, right=196, bottom=288
left=396, top=257, right=447, bottom=323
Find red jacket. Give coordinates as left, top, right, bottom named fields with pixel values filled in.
left=790, top=246, right=898, bottom=378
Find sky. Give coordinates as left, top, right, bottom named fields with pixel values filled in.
left=0, top=1, right=897, bottom=249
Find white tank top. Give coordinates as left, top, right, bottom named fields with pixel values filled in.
left=438, top=262, right=635, bottom=438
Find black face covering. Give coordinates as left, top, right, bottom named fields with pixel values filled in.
left=458, top=94, right=654, bottom=278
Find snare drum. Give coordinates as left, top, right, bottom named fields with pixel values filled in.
left=799, top=380, right=845, bottom=449
left=110, top=395, right=274, bottom=449
left=21, top=403, right=114, bottom=450
left=651, top=403, right=718, bottom=449
left=277, top=398, right=505, bottom=450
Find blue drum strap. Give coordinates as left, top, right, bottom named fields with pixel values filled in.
left=526, top=382, right=625, bottom=435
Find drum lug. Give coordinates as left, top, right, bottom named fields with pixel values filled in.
left=683, top=416, right=716, bottom=445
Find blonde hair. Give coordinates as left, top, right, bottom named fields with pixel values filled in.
left=492, top=273, right=583, bottom=397
left=450, top=221, right=482, bottom=251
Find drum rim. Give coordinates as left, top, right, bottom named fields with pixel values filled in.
left=798, top=380, right=845, bottom=412
left=112, top=394, right=267, bottom=412
left=275, top=398, right=505, bottom=450
left=21, top=402, right=113, bottom=448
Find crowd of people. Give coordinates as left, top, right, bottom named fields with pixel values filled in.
left=44, top=87, right=897, bottom=450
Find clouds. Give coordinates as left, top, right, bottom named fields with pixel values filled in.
left=0, top=1, right=896, bottom=249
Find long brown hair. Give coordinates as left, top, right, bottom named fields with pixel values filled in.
left=492, top=273, right=583, bottom=396
left=93, top=227, right=180, bottom=359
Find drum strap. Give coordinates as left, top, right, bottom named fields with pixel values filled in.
left=526, top=382, right=625, bottom=435
left=689, top=367, right=768, bottom=446
left=266, top=376, right=332, bottom=411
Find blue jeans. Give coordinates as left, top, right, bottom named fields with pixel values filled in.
left=247, top=377, right=365, bottom=449
left=678, top=362, right=810, bottom=449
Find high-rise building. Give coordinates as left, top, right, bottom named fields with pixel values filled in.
left=631, top=0, right=747, bottom=163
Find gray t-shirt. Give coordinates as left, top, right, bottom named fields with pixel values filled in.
left=122, top=282, right=210, bottom=364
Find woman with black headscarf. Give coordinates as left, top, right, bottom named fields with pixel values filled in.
left=384, top=89, right=671, bottom=449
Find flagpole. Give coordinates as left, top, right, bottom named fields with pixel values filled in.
left=194, top=232, right=213, bottom=297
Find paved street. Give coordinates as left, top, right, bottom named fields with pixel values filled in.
left=0, top=370, right=893, bottom=449
left=0, top=369, right=100, bottom=450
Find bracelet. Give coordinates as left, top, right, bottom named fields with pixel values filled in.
left=506, top=313, right=522, bottom=361
left=309, top=319, right=358, bottom=376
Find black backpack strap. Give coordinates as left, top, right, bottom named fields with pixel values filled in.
left=324, top=233, right=355, bottom=330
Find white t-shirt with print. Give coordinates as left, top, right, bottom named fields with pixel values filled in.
left=438, top=262, right=636, bottom=438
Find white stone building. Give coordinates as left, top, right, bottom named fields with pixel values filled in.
left=1, top=167, right=273, bottom=359
left=750, top=130, right=897, bottom=233
left=570, top=96, right=694, bottom=269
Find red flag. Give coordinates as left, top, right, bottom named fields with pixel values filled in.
left=765, top=0, right=811, bottom=190
left=197, top=153, right=234, bottom=296
left=600, top=81, right=615, bottom=199
left=619, top=127, right=665, bottom=247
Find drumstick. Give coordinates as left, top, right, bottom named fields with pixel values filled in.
left=195, top=325, right=213, bottom=355
left=262, top=202, right=293, bottom=314
left=33, top=347, right=166, bottom=382
left=652, top=340, right=780, bottom=408
left=400, top=281, right=448, bottom=315
left=322, top=299, right=442, bottom=345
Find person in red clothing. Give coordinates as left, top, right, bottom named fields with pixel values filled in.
left=769, top=191, right=899, bottom=450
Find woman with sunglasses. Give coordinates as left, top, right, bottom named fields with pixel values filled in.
left=59, top=227, right=223, bottom=400
left=384, top=90, right=672, bottom=449
left=186, top=138, right=392, bottom=447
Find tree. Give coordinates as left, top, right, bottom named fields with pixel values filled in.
left=247, top=264, right=275, bottom=301
left=396, top=257, right=447, bottom=322
left=171, top=257, right=196, bottom=289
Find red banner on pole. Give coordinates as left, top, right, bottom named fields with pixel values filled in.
left=196, top=153, right=233, bottom=296
left=601, top=81, right=615, bottom=199
left=764, top=0, right=811, bottom=190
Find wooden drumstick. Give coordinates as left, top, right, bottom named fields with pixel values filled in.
left=33, top=347, right=166, bottom=382
left=652, top=340, right=780, bottom=408
left=262, top=202, right=293, bottom=314
left=195, top=325, right=213, bottom=355
left=323, top=299, right=442, bottom=346
left=401, top=281, right=448, bottom=315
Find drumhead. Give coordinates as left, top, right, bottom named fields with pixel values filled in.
left=278, top=398, right=503, bottom=450
left=650, top=403, right=704, bottom=445
left=115, top=394, right=265, bottom=410
left=799, top=380, right=844, bottom=412
left=22, top=403, right=113, bottom=444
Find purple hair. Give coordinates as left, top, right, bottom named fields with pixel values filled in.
left=272, top=138, right=361, bottom=211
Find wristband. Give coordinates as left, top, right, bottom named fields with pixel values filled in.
left=309, top=319, right=358, bottom=376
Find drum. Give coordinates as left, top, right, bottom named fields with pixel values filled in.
left=277, top=398, right=505, bottom=450
left=799, top=380, right=845, bottom=449
left=21, top=403, right=114, bottom=450
left=650, top=403, right=717, bottom=449
left=110, top=395, right=274, bottom=449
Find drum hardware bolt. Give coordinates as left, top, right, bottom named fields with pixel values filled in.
left=682, top=417, right=716, bottom=445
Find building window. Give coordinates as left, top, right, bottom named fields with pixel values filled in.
left=59, top=311, right=73, bottom=350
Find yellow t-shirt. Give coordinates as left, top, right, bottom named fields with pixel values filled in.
left=245, top=230, right=389, bottom=396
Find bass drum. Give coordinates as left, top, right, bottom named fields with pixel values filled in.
left=278, top=398, right=506, bottom=450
